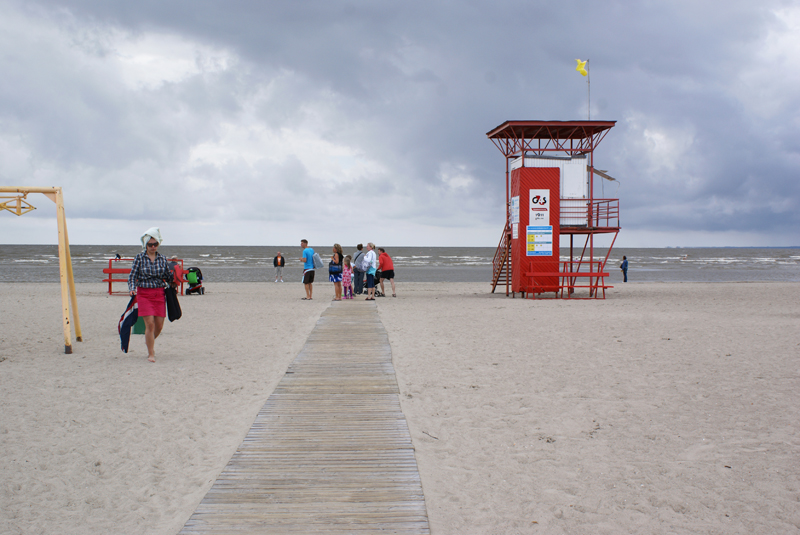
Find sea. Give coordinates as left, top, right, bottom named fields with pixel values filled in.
left=1, top=245, right=799, bottom=284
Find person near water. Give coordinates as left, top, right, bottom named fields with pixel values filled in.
left=363, top=242, right=378, bottom=300
left=300, top=239, right=315, bottom=300
left=273, top=251, right=285, bottom=282
left=351, top=244, right=365, bottom=295
left=128, top=228, right=172, bottom=363
left=329, top=243, right=344, bottom=301
left=620, top=255, right=628, bottom=283
left=378, top=247, right=396, bottom=297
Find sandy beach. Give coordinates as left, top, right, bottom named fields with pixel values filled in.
left=1, top=281, right=798, bottom=534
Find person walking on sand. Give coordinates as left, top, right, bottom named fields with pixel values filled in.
left=351, top=244, right=365, bottom=295
left=300, top=240, right=315, bottom=299
left=342, top=255, right=354, bottom=299
left=363, top=242, right=378, bottom=300
left=329, top=243, right=344, bottom=301
left=128, top=227, right=173, bottom=363
left=378, top=247, right=397, bottom=297
left=273, top=251, right=285, bottom=282
left=620, top=255, right=628, bottom=283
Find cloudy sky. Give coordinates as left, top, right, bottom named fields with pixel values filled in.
left=1, top=0, right=798, bottom=247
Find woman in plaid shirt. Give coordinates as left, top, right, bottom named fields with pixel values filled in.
left=128, top=229, right=171, bottom=362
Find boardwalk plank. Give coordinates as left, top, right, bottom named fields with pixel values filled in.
left=179, top=301, right=430, bottom=534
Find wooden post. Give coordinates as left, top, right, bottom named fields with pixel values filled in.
left=62, top=201, right=82, bottom=342
left=54, top=188, right=73, bottom=353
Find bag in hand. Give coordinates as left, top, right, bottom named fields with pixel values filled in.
left=165, top=286, right=182, bottom=322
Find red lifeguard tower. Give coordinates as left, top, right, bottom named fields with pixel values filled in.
left=487, top=120, right=620, bottom=298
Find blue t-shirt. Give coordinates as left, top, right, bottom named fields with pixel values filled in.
left=302, top=247, right=315, bottom=270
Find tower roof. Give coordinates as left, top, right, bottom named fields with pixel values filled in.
left=486, top=120, right=616, bottom=140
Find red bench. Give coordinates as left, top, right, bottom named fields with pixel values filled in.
left=524, top=271, right=612, bottom=299
left=102, top=258, right=185, bottom=295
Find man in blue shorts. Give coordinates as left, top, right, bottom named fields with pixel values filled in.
left=300, top=239, right=315, bottom=299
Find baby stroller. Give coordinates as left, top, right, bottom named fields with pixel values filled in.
left=185, top=267, right=204, bottom=295
left=374, top=269, right=385, bottom=297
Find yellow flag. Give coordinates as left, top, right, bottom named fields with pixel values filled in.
left=575, top=59, right=588, bottom=76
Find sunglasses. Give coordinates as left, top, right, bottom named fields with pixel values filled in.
left=147, top=242, right=159, bottom=247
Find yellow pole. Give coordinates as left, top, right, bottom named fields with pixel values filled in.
left=62, top=201, right=82, bottom=342
left=1, top=186, right=82, bottom=353
left=54, top=188, right=73, bottom=354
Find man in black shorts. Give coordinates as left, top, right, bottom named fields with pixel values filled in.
left=300, top=239, right=315, bottom=299
left=377, top=247, right=397, bottom=297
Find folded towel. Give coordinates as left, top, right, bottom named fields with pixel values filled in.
left=141, top=227, right=163, bottom=249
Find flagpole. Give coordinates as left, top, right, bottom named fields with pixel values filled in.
left=587, top=59, right=591, bottom=120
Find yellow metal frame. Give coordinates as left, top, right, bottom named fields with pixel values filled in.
left=1, top=187, right=83, bottom=354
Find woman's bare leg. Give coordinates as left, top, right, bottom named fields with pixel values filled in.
left=143, top=316, right=157, bottom=362
left=334, top=281, right=342, bottom=300
left=154, top=316, right=165, bottom=339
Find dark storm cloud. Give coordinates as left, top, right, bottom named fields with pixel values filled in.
left=2, top=0, right=798, bottom=244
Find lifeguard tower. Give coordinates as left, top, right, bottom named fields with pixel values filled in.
left=487, top=121, right=620, bottom=298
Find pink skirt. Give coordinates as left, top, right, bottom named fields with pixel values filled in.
left=137, top=287, right=166, bottom=317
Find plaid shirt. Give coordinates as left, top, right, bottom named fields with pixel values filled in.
left=128, top=251, right=170, bottom=292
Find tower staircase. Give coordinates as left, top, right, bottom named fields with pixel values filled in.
left=491, top=224, right=512, bottom=294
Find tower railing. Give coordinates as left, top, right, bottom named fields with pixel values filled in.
left=560, top=198, right=619, bottom=228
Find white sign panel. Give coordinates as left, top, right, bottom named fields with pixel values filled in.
left=510, top=196, right=519, bottom=224
left=526, top=226, right=553, bottom=256
left=511, top=195, right=520, bottom=239
left=529, top=189, right=550, bottom=225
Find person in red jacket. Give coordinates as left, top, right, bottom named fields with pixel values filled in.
left=378, top=247, right=396, bottom=297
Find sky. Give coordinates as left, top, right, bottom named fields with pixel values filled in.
left=1, top=0, right=798, bottom=247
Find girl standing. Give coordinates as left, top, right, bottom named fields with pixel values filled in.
left=342, top=255, right=353, bottom=299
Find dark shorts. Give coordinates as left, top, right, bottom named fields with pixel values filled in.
left=303, top=270, right=315, bottom=284
left=381, top=270, right=395, bottom=280
left=366, top=273, right=375, bottom=288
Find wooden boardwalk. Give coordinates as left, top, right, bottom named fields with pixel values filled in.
left=180, top=300, right=430, bottom=534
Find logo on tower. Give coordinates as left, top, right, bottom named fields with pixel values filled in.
left=529, top=189, right=550, bottom=224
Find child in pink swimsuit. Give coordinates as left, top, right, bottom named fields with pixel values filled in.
left=342, top=256, right=353, bottom=299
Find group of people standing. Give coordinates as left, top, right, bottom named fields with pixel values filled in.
left=297, top=240, right=396, bottom=301
left=126, top=232, right=400, bottom=362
